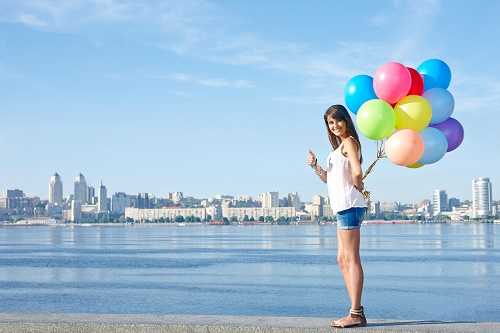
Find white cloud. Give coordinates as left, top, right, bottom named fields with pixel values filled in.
left=17, top=13, right=48, bottom=27
left=149, top=72, right=253, bottom=89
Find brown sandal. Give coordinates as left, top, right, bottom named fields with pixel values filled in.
left=330, top=306, right=367, bottom=328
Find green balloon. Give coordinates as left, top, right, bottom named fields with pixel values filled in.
left=356, top=99, right=396, bottom=140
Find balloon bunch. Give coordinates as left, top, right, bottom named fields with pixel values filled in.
left=344, top=59, right=464, bottom=175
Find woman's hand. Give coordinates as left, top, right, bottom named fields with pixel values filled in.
left=307, top=149, right=317, bottom=167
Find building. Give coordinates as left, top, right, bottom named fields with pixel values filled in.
left=137, top=193, right=150, bottom=209
left=311, top=195, right=325, bottom=217
left=74, top=173, right=88, bottom=204
left=111, top=192, right=131, bottom=214
left=169, top=192, right=184, bottom=203
left=287, top=192, right=301, bottom=210
left=472, top=177, right=493, bottom=218
left=70, top=200, right=81, bottom=222
left=222, top=206, right=296, bottom=221
left=125, top=206, right=218, bottom=222
left=97, top=182, right=108, bottom=213
left=432, top=190, right=448, bottom=216
left=87, top=186, right=96, bottom=204
left=448, top=197, right=460, bottom=210
left=260, top=192, right=279, bottom=208
left=48, top=172, right=63, bottom=206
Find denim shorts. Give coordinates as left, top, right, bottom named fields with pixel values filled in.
left=336, top=207, right=367, bottom=230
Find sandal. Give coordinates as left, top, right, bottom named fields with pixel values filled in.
left=330, top=306, right=367, bottom=328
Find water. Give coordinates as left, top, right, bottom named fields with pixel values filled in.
left=0, top=223, right=498, bottom=321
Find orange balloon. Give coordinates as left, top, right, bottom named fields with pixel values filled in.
left=385, top=129, right=424, bottom=166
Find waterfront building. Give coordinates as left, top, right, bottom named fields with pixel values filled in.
left=432, top=190, right=448, bottom=216
left=48, top=173, right=63, bottom=206
left=125, top=206, right=218, bottom=222
left=98, top=182, right=108, bottom=213
left=111, top=192, right=131, bottom=214
left=74, top=173, right=88, bottom=204
left=222, top=206, right=296, bottom=221
left=287, top=192, right=301, bottom=210
left=260, top=192, right=279, bottom=208
left=472, top=177, right=493, bottom=218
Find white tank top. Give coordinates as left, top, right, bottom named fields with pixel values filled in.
left=326, top=138, right=367, bottom=214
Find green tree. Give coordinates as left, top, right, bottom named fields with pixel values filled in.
left=175, top=215, right=185, bottom=222
left=258, top=216, right=264, bottom=222
left=243, top=215, right=249, bottom=222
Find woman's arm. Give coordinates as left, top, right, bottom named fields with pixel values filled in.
left=307, top=150, right=327, bottom=183
left=343, top=138, right=364, bottom=191
left=313, top=162, right=328, bottom=183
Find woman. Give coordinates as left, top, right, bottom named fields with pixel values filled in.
left=307, top=104, right=368, bottom=328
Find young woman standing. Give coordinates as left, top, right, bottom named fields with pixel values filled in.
left=307, top=104, right=368, bottom=328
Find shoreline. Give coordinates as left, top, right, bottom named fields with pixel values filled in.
left=0, top=313, right=498, bottom=333
left=0, top=219, right=498, bottom=227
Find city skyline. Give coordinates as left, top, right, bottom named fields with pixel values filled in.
left=1, top=1, right=499, bottom=202
left=2, top=171, right=496, bottom=206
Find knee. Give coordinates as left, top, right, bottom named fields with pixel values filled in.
left=337, top=255, right=346, bottom=270
left=339, top=253, right=361, bottom=267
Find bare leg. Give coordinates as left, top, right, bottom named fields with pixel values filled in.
left=338, top=228, right=363, bottom=310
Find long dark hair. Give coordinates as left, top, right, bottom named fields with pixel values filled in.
left=324, top=104, right=363, bottom=164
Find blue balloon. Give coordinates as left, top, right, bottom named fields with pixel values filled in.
left=423, top=88, right=455, bottom=125
left=417, top=59, right=451, bottom=90
left=344, top=75, right=377, bottom=114
left=418, top=127, right=448, bottom=164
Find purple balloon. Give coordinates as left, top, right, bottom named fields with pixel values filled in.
left=431, top=117, right=464, bottom=152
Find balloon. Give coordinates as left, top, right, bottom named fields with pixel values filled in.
left=431, top=117, right=464, bottom=152
left=423, top=88, right=454, bottom=125
left=417, top=59, right=451, bottom=90
left=344, top=75, right=377, bottom=114
left=394, top=95, right=432, bottom=131
left=407, top=162, right=423, bottom=169
left=385, top=129, right=424, bottom=166
left=407, top=67, right=424, bottom=96
left=373, top=62, right=411, bottom=104
left=418, top=127, right=448, bottom=164
left=356, top=99, right=395, bottom=140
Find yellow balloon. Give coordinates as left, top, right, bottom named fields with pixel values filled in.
left=407, top=162, right=423, bottom=168
left=394, top=95, right=432, bottom=131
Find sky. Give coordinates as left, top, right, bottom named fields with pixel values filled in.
left=1, top=0, right=499, bottom=203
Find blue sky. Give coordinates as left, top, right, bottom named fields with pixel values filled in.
left=1, top=0, right=499, bottom=203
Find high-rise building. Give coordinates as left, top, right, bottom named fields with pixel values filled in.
left=311, top=195, right=325, bottom=217
left=74, top=173, right=88, bottom=204
left=432, top=190, right=448, bottom=216
left=260, top=192, right=279, bottom=208
left=448, top=197, right=460, bottom=210
left=111, top=192, right=131, bottom=214
left=472, top=177, right=493, bottom=218
left=87, top=186, right=96, bottom=204
left=48, top=172, right=63, bottom=206
left=137, top=193, right=150, bottom=209
left=70, top=199, right=81, bottom=222
left=287, top=192, right=301, bottom=210
left=98, top=181, right=108, bottom=213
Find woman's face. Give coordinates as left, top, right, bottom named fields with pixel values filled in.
left=327, top=115, right=347, bottom=138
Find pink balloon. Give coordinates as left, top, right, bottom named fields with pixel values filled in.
left=385, top=129, right=424, bottom=166
left=374, top=62, right=412, bottom=104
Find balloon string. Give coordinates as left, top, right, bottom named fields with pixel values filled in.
left=361, top=139, right=387, bottom=205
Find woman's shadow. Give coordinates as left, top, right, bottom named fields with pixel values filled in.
left=366, top=320, right=476, bottom=327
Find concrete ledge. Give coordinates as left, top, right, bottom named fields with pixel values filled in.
left=0, top=313, right=498, bottom=333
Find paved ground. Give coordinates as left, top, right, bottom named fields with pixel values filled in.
left=0, top=313, right=499, bottom=332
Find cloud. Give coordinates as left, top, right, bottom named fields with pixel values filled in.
left=150, top=72, right=254, bottom=89
left=17, top=13, right=48, bottom=27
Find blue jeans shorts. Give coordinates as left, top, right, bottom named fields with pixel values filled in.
left=336, top=207, right=367, bottom=230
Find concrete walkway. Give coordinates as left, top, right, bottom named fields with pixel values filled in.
left=0, top=313, right=499, bottom=333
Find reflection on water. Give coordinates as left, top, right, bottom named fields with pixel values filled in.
left=0, top=223, right=498, bottom=321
